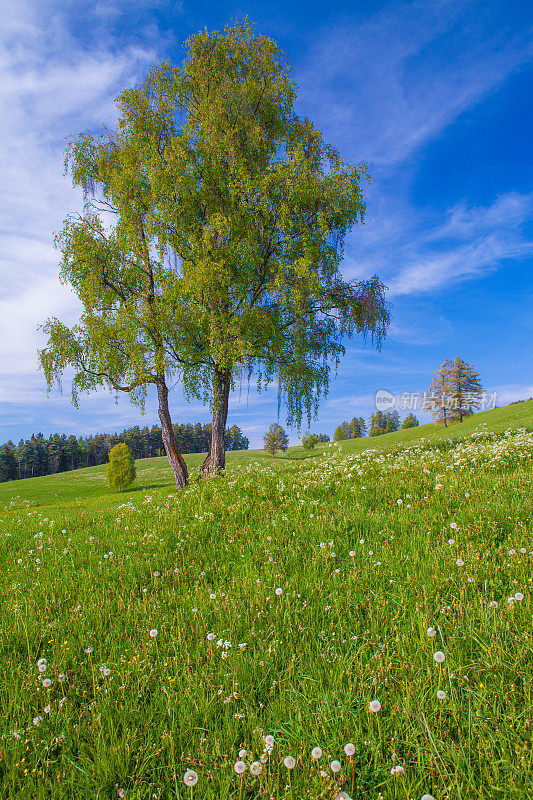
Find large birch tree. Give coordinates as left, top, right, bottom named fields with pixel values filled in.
left=39, top=21, right=390, bottom=483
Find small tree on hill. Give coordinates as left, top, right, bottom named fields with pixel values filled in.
left=349, top=416, right=367, bottom=438
left=448, top=357, right=483, bottom=422
left=264, top=424, right=289, bottom=457
left=369, top=409, right=399, bottom=436
left=107, top=443, right=136, bottom=492
left=401, top=413, right=419, bottom=429
left=333, top=422, right=350, bottom=441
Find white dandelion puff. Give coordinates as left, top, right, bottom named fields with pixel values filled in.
left=434, top=651, right=446, bottom=664
left=369, top=700, right=381, bottom=712
left=311, top=747, right=323, bottom=759
left=284, top=756, right=296, bottom=769
left=344, top=743, right=355, bottom=756
left=330, top=760, right=341, bottom=773
left=149, top=629, right=158, bottom=638
left=183, top=770, right=198, bottom=786
left=234, top=761, right=246, bottom=774
left=250, top=762, right=262, bottom=775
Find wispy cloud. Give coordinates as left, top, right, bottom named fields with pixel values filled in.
left=296, top=0, right=533, bottom=166
left=388, top=192, right=533, bottom=295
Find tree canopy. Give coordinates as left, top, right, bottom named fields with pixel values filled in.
left=39, top=20, right=389, bottom=484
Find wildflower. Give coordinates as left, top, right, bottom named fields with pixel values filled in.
left=149, top=629, right=158, bottom=638
left=434, top=651, right=446, bottom=664
left=448, top=538, right=455, bottom=545
left=260, top=753, right=268, bottom=763
left=118, top=791, right=126, bottom=799
left=84, top=647, right=94, bottom=654
left=183, top=770, right=198, bottom=786
left=514, top=592, right=524, bottom=601
left=369, top=700, right=381, bottom=712
left=275, top=587, right=283, bottom=595
left=330, top=760, right=341, bottom=773
left=38, top=663, right=47, bottom=673
left=210, top=593, right=216, bottom=599
left=311, top=746, right=323, bottom=759
left=488, top=601, right=498, bottom=609
left=284, top=756, right=296, bottom=769
left=507, top=596, right=515, bottom=605
left=437, top=690, right=446, bottom=700
left=397, top=499, right=403, bottom=505
left=349, top=551, right=356, bottom=557
left=456, top=559, right=464, bottom=567
left=238, top=749, right=247, bottom=758
left=44, top=705, right=51, bottom=714
left=234, top=761, right=246, bottom=774
left=37, top=658, right=47, bottom=668
left=391, top=765, right=404, bottom=776
left=344, top=743, right=355, bottom=756
left=207, top=633, right=216, bottom=641
left=449, top=522, right=458, bottom=529
left=33, top=716, right=43, bottom=726
left=264, top=735, right=275, bottom=748
left=250, top=762, right=262, bottom=775
left=426, top=627, right=436, bottom=638
left=43, top=678, right=52, bottom=688
left=421, top=795, right=435, bottom=800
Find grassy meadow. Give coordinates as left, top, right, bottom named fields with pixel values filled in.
left=1, top=401, right=532, bottom=799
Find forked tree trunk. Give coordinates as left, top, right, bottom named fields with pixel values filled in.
left=156, top=377, right=188, bottom=488
left=201, top=368, right=231, bottom=477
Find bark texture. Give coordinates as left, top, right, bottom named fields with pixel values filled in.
left=201, top=368, right=231, bottom=477
left=157, top=377, right=188, bottom=488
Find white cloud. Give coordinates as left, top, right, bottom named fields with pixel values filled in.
left=388, top=192, right=533, bottom=295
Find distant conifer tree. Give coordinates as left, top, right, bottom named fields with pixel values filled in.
left=447, top=357, right=483, bottom=422
left=107, top=443, right=136, bottom=492
left=401, top=413, right=419, bottom=428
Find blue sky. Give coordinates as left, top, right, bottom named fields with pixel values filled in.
left=0, top=0, right=532, bottom=448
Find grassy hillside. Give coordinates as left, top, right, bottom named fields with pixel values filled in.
left=0, top=402, right=532, bottom=799
left=1, top=399, right=532, bottom=512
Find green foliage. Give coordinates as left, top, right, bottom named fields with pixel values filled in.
left=263, top=423, right=289, bottom=456
left=401, top=412, right=419, bottom=428
left=38, top=20, right=389, bottom=452
left=302, top=432, right=329, bottom=449
left=106, top=443, right=136, bottom=492
left=333, top=416, right=366, bottom=441
left=369, top=409, right=400, bottom=436
left=0, top=443, right=17, bottom=482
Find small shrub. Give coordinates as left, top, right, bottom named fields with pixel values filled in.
left=107, top=443, right=136, bottom=492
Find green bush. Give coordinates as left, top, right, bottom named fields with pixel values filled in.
left=106, top=443, right=136, bottom=492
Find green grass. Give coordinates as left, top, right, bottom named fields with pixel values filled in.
left=0, top=401, right=532, bottom=799
left=2, top=400, right=532, bottom=513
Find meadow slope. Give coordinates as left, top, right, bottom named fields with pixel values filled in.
left=0, top=402, right=532, bottom=799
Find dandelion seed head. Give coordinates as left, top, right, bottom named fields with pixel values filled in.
left=234, top=761, right=246, bottom=774
left=434, top=651, right=446, bottom=664
left=149, top=629, right=158, bottom=638
left=183, top=770, right=198, bottom=786
left=284, top=756, right=296, bottom=769
left=330, top=760, right=341, bottom=773
left=344, top=743, right=355, bottom=756
left=369, top=700, right=381, bottom=712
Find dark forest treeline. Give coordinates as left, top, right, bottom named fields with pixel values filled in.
left=0, top=423, right=249, bottom=483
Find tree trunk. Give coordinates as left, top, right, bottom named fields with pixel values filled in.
left=157, top=377, right=188, bottom=488
left=201, top=368, right=231, bottom=477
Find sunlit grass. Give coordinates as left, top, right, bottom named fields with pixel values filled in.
left=0, top=418, right=532, bottom=799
